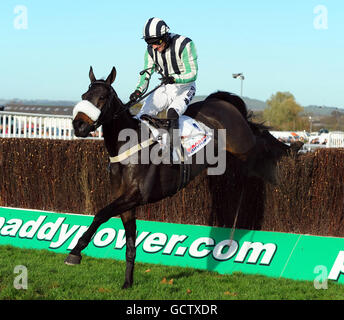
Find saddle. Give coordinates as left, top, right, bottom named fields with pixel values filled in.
left=140, top=114, right=172, bottom=130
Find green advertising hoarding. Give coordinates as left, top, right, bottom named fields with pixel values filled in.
left=1, top=206, right=344, bottom=284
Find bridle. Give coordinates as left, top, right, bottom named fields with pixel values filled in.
left=87, top=81, right=121, bottom=130
left=87, top=68, right=166, bottom=130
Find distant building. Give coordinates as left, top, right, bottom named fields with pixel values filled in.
left=3, top=104, right=73, bottom=116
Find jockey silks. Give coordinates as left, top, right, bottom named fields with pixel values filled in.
left=136, top=33, right=198, bottom=93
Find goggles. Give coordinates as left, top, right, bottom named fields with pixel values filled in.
left=145, top=37, right=164, bottom=46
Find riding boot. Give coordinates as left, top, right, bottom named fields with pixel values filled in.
left=167, top=109, right=181, bottom=164
left=166, top=118, right=179, bottom=164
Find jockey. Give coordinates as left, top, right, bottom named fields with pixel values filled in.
left=130, top=17, right=198, bottom=150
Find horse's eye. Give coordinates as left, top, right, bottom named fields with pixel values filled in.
left=100, top=96, right=105, bottom=100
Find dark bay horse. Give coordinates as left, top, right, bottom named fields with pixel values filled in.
left=65, top=66, right=292, bottom=288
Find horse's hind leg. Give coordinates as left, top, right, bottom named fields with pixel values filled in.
left=223, top=112, right=256, bottom=155
left=220, top=112, right=276, bottom=182
left=121, top=210, right=137, bottom=289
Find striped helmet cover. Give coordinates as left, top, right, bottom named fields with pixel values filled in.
left=143, top=17, right=170, bottom=39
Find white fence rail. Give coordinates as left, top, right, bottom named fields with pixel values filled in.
left=327, top=131, right=344, bottom=148
left=0, top=111, right=102, bottom=139
left=1, top=111, right=344, bottom=151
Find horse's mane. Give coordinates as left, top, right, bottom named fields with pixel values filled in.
left=205, top=91, right=269, bottom=133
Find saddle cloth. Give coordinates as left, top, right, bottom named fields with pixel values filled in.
left=141, top=115, right=213, bottom=160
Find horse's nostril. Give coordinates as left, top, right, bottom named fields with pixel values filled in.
left=73, top=119, right=91, bottom=137
left=73, top=119, right=83, bottom=130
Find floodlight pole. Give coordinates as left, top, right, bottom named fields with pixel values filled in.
left=232, top=73, right=245, bottom=97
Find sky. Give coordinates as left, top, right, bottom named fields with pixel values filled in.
left=0, top=0, right=343, bottom=108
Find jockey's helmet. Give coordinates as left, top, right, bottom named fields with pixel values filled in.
left=143, top=17, right=170, bottom=45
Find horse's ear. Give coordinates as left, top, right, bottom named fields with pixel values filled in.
left=89, top=66, right=96, bottom=83
left=105, top=67, right=117, bottom=85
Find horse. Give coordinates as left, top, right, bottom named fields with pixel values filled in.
left=65, top=66, right=294, bottom=289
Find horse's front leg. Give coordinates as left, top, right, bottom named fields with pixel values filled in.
left=64, top=202, right=115, bottom=265
left=64, top=196, right=136, bottom=265
left=121, top=210, right=137, bottom=289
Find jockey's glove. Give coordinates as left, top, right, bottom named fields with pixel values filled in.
left=160, top=76, right=175, bottom=85
left=129, top=90, right=142, bottom=102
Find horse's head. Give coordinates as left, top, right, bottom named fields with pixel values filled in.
left=73, top=66, right=118, bottom=137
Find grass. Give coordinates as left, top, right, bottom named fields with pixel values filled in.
left=1, top=245, right=344, bottom=300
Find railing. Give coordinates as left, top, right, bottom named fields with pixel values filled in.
left=0, top=111, right=102, bottom=139
left=328, top=131, right=344, bottom=148
left=1, top=111, right=344, bottom=149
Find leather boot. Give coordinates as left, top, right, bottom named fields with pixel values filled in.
left=167, top=109, right=180, bottom=164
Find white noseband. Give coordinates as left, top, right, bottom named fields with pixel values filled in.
left=72, top=100, right=101, bottom=121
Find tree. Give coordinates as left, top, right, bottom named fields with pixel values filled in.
left=263, top=91, right=307, bottom=130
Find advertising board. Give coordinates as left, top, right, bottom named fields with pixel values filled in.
left=1, top=207, right=344, bottom=283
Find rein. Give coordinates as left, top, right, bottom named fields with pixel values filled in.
left=111, top=66, right=165, bottom=119
left=89, top=80, right=164, bottom=128
left=112, top=82, right=164, bottom=119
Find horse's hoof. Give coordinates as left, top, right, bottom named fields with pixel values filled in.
left=64, top=254, right=82, bottom=265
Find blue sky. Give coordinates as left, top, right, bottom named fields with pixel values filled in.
left=0, top=0, right=343, bottom=108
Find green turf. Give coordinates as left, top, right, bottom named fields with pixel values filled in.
left=1, top=245, right=343, bottom=300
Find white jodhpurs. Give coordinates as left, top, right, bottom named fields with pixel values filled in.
left=136, top=82, right=196, bottom=118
